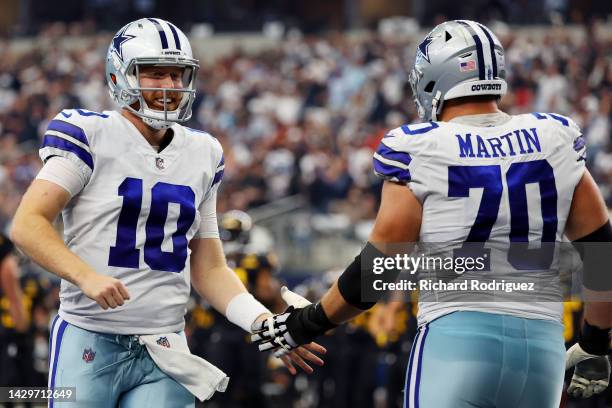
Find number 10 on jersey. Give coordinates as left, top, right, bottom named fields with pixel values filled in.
left=108, top=177, right=196, bottom=272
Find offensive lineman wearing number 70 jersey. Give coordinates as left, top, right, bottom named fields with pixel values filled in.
left=251, top=20, right=612, bottom=407
left=10, top=18, right=325, bottom=408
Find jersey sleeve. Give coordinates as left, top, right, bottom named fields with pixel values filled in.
left=566, top=117, right=586, bottom=164
left=36, top=156, right=88, bottom=197
left=373, top=123, right=436, bottom=185
left=373, top=136, right=412, bottom=184
left=547, top=113, right=586, bottom=180
left=195, top=183, right=220, bottom=239
left=39, top=110, right=94, bottom=183
left=562, top=116, right=587, bottom=192
left=211, top=153, right=224, bottom=189
left=195, top=133, right=224, bottom=239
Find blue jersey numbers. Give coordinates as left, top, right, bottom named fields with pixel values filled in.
left=448, top=160, right=558, bottom=269
left=108, top=177, right=196, bottom=272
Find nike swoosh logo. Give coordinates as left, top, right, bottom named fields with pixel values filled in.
left=60, top=111, right=72, bottom=118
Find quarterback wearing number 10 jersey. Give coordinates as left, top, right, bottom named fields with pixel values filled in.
left=10, top=17, right=306, bottom=408
left=40, top=108, right=224, bottom=334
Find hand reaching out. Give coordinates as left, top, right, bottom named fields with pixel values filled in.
left=251, top=286, right=329, bottom=374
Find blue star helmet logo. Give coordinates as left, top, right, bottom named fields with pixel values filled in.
left=112, top=25, right=135, bottom=61
left=418, top=36, right=433, bottom=63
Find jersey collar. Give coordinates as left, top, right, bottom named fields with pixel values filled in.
left=449, top=112, right=512, bottom=127
left=114, top=110, right=184, bottom=155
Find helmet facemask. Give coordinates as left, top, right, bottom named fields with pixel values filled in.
left=409, top=66, right=426, bottom=119
left=121, top=58, right=199, bottom=129
left=410, top=52, right=445, bottom=121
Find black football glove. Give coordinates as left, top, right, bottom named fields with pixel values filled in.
left=251, top=287, right=336, bottom=356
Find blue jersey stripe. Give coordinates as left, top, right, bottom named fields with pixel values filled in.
left=547, top=113, right=569, bottom=127
left=42, top=135, right=94, bottom=170
left=212, top=169, right=224, bottom=186
left=218, top=154, right=225, bottom=168
left=477, top=23, right=497, bottom=78
left=400, top=122, right=440, bottom=135
left=573, top=136, right=586, bottom=152
left=47, top=120, right=89, bottom=146
left=377, top=143, right=412, bottom=166
left=531, top=112, right=547, bottom=120
left=373, top=157, right=411, bottom=182
left=531, top=112, right=570, bottom=127
left=166, top=22, right=182, bottom=50
left=147, top=18, right=169, bottom=49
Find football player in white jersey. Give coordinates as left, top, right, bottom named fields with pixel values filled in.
left=252, top=20, right=612, bottom=407
left=10, top=18, right=324, bottom=408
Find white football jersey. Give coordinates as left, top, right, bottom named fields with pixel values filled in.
left=39, top=109, right=224, bottom=334
left=374, top=112, right=586, bottom=325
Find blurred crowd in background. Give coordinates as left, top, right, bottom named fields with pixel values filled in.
left=1, top=19, right=611, bottom=232
left=0, top=11, right=611, bottom=408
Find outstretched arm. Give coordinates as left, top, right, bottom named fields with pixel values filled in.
left=564, top=170, right=612, bottom=398
left=189, top=237, right=254, bottom=316
left=252, top=181, right=422, bottom=351
left=320, top=181, right=422, bottom=324
left=190, top=237, right=326, bottom=374
left=565, top=170, right=612, bottom=333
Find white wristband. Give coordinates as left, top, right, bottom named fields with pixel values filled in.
left=225, top=293, right=270, bottom=333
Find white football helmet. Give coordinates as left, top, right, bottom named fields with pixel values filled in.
left=105, top=18, right=199, bottom=129
left=409, top=20, right=507, bottom=121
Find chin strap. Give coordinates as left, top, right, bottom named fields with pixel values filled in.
left=142, top=116, right=173, bottom=130
left=430, top=90, right=442, bottom=121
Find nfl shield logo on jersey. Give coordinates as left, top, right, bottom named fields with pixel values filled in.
left=82, top=348, right=96, bottom=363
left=156, top=336, right=171, bottom=348
left=155, top=157, right=165, bottom=170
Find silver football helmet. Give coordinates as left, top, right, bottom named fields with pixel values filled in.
left=409, top=20, right=507, bottom=121
left=105, top=18, right=199, bottom=129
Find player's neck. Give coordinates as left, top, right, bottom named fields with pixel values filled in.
left=439, top=100, right=502, bottom=122
left=121, top=109, right=171, bottom=150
